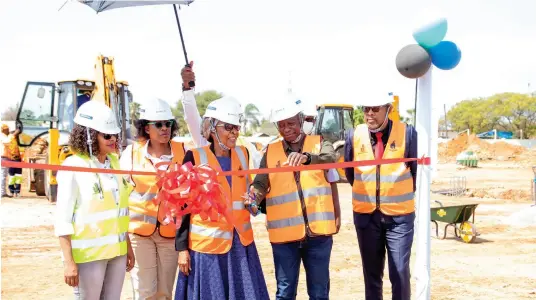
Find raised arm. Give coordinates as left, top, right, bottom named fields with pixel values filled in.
left=180, top=62, right=209, bottom=148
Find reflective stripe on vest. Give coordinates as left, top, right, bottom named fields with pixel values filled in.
left=71, top=154, right=130, bottom=264
left=128, top=141, right=185, bottom=238
left=351, top=122, right=415, bottom=215
left=265, top=135, right=336, bottom=243
left=189, top=145, right=254, bottom=254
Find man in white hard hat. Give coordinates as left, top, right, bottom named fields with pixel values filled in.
left=179, top=62, right=263, bottom=169
left=343, top=93, right=418, bottom=300
left=248, top=97, right=341, bottom=300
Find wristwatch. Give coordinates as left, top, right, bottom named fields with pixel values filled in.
left=303, top=152, right=312, bottom=165
left=182, top=83, right=192, bottom=91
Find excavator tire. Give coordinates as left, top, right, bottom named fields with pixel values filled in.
left=34, top=169, right=46, bottom=196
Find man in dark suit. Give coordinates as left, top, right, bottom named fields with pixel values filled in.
left=344, top=94, right=418, bottom=300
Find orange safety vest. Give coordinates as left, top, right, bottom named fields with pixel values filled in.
left=265, top=135, right=336, bottom=244
left=128, top=141, right=186, bottom=238
left=351, top=122, right=415, bottom=215
left=2, top=134, right=20, bottom=160
left=189, top=145, right=254, bottom=254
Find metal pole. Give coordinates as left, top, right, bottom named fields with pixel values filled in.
left=413, top=78, right=418, bottom=126
left=443, top=103, right=447, bottom=138
left=532, top=166, right=536, bottom=207
left=173, top=4, right=195, bottom=88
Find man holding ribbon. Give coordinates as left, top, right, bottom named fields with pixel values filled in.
left=249, top=97, right=341, bottom=300
left=343, top=94, right=418, bottom=300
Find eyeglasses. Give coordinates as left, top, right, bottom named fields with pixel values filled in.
left=148, top=120, right=174, bottom=129
left=362, top=106, right=383, bottom=113
left=216, top=123, right=241, bottom=132
left=102, top=133, right=118, bottom=140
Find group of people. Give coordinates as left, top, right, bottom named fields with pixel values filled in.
left=53, top=64, right=418, bottom=300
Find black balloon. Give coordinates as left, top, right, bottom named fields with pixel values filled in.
left=395, top=44, right=432, bottom=79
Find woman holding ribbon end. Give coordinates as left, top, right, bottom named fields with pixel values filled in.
left=174, top=97, right=270, bottom=300
left=54, top=101, right=134, bottom=299
left=120, top=98, right=186, bottom=300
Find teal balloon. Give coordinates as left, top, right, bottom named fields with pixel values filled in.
left=412, top=18, right=448, bottom=48
left=428, top=41, right=461, bottom=70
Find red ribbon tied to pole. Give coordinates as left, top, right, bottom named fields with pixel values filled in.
left=153, top=161, right=233, bottom=229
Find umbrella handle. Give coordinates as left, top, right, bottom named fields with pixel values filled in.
left=174, top=5, right=195, bottom=88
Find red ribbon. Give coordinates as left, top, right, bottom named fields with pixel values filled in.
left=153, top=161, right=234, bottom=229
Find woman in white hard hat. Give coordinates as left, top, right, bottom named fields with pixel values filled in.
left=120, top=98, right=187, bottom=300
left=174, top=97, right=269, bottom=300
left=179, top=63, right=263, bottom=169
left=54, top=101, right=135, bottom=299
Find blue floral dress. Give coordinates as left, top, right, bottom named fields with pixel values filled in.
left=174, top=156, right=270, bottom=300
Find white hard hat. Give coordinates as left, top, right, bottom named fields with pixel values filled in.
left=139, top=98, right=173, bottom=120
left=203, top=96, right=243, bottom=126
left=356, top=92, right=394, bottom=107
left=74, top=101, right=120, bottom=134
left=270, top=97, right=304, bottom=123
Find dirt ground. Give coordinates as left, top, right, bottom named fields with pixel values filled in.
left=2, top=161, right=536, bottom=300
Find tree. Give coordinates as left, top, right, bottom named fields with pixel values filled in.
left=446, top=93, right=536, bottom=138
left=172, top=90, right=224, bottom=136
left=130, top=101, right=141, bottom=121
left=401, top=109, right=415, bottom=125
left=1, top=102, right=19, bottom=120
left=353, top=106, right=364, bottom=127
left=242, top=103, right=261, bottom=135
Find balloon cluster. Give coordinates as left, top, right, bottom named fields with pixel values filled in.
left=396, top=18, right=462, bottom=79
left=154, top=161, right=233, bottom=228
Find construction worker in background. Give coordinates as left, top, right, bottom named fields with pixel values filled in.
left=179, top=62, right=263, bottom=169
left=119, top=98, right=185, bottom=300
left=248, top=98, right=341, bottom=300
left=343, top=94, right=418, bottom=300
left=174, top=97, right=270, bottom=300
left=1, top=123, right=22, bottom=197
left=54, top=101, right=134, bottom=299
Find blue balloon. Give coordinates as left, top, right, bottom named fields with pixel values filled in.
left=427, top=41, right=462, bottom=70
left=412, top=18, right=448, bottom=48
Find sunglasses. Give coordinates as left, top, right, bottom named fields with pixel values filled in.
left=216, top=123, right=241, bottom=132
left=102, top=133, right=118, bottom=140
left=362, top=106, right=383, bottom=113
left=148, top=120, right=174, bottom=129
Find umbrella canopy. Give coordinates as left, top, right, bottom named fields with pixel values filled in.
left=78, top=0, right=194, bottom=13
left=75, top=0, right=197, bottom=86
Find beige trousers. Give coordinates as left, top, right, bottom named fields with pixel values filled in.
left=129, top=231, right=179, bottom=300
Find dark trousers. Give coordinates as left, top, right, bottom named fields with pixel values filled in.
left=354, top=210, right=415, bottom=300
left=271, top=235, right=333, bottom=300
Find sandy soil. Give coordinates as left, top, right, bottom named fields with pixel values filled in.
left=2, top=161, right=536, bottom=299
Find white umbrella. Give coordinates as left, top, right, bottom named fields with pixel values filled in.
left=67, top=0, right=197, bottom=87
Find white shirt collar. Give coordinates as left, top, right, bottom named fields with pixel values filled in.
left=142, top=140, right=174, bottom=161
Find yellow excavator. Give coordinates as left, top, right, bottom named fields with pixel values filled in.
left=312, top=95, right=400, bottom=183
left=16, top=55, right=133, bottom=202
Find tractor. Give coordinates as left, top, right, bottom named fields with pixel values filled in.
left=312, top=95, right=401, bottom=183
left=16, top=55, right=133, bottom=202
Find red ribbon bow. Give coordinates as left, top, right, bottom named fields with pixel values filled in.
left=153, top=161, right=234, bottom=229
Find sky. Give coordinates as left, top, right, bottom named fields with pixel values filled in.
left=1, top=0, right=535, bottom=121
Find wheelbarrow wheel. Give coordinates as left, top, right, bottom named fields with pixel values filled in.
left=459, top=221, right=477, bottom=243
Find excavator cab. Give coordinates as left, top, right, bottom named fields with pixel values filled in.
left=312, top=104, right=354, bottom=183
left=16, top=56, right=133, bottom=203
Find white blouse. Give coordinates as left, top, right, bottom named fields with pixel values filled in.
left=119, top=140, right=174, bottom=183
left=54, top=155, right=119, bottom=237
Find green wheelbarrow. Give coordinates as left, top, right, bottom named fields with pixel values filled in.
left=431, top=200, right=480, bottom=243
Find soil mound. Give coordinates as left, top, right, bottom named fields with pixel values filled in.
left=438, top=133, right=526, bottom=161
